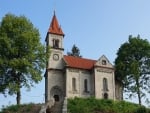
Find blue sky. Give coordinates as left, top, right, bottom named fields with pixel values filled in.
left=0, top=0, right=150, bottom=108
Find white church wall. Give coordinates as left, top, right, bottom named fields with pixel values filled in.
left=66, top=68, right=80, bottom=98
left=47, top=70, right=65, bottom=100
left=94, top=68, right=115, bottom=100
left=47, top=33, right=64, bottom=69
left=79, top=70, right=92, bottom=98
left=48, top=51, right=64, bottom=69
left=66, top=68, right=93, bottom=98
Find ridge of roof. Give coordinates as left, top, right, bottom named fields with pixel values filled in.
left=48, top=12, right=64, bottom=36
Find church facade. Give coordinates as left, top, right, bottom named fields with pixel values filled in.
left=45, top=13, right=123, bottom=103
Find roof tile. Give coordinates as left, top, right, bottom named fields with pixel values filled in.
left=48, top=13, right=64, bottom=36
left=64, top=55, right=96, bottom=70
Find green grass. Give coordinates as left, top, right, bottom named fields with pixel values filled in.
left=1, top=98, right=150, bottom=113
left=0, top=103, right=41, bottom=113
left=68, top=97, right=150, bottom=113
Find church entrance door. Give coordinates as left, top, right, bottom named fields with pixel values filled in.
left=50, top=86, right=63, bottom=102
left=54, top=95, right=59, bottom=101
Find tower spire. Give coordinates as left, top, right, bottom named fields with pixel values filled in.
left=54, top=10, right=55, bottom=15
left=48, top=12, right=64, bottom=36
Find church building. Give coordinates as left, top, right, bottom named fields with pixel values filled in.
left=45, top=13, right=123, bottom=103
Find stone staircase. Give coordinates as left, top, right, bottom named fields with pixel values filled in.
left=39, top=98, right=67, bottom=113
left=50, top=101, right=63, bottom=113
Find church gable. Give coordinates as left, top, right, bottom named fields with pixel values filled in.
left=95, top=55, right=113, bottom=68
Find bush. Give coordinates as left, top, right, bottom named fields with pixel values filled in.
left=134, top=106, right=146, bottom=113
left=1, top=104, right=21, bottom=113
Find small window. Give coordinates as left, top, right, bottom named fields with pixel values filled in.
left=72, top=78, right=76, bottom=91
left=84, top=79, right=88, bottom=92
left=102, top=60, right=106, bottom=65
left=53, top=39, right=59, bottom=48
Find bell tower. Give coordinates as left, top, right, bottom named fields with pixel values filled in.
left=45, top=12, right=65, bottom=102
left=45, top=12, right=65, bottom=69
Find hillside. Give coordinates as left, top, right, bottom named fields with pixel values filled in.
left=1, top=98, right=150, bottom=113
left=68, top=97, right=150, bottom=113
left=0, top=103, right=42, bottom=113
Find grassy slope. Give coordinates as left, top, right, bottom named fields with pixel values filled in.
left=1, top=98, right=150, bottom=113
left=0, top=103, right=41, bottom=113
left=68, top=97, right=150, bottom=113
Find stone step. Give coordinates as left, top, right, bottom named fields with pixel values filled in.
left=50, top=101, right=63, bottom=113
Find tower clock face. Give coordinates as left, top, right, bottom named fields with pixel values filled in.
left=53, top=54, right=59, bottom=60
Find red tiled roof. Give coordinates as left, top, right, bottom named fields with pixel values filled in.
left=64, top=55, right=96, bottom=70
left=48, top=13, right=64, bottom=36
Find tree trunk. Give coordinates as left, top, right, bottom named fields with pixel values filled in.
left=16, top=72, right=21, bottom=105
left=136, top=80, right=141, bottom=105
left=16, top=89, right=21, bottom=105
left=137, top=87, right=141, bottom=105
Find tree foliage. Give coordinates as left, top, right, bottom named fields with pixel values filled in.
left=67, top=44, right=82, bottom=57
left=0, top=14, right=49, bottom=104
left=115, top=35, right=150, bottom=105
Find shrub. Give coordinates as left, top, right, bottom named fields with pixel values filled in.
left=134, top=106, right=146, bottom=113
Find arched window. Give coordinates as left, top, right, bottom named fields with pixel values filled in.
left=53, top=39, right=59, bottom=48
left=84, top=79, right=88, bottom=92
left=103, top=78, right=108, bottom=91
left=72, top=78, right=76, bottom=91
left=104, top=93, right=108, bottom=99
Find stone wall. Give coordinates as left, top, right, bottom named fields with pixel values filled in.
left=46, top=70, right=65, bottom=102
left=66, top=68, right=93, bottom=98
left=94, top=67, right=115, bottom=100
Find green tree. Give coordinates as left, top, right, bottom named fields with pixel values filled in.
left=67, top=44, right=82, bottom=57
left=115, top=35, right=150, bottom=105
left=0, top=14, right=49, bottom=105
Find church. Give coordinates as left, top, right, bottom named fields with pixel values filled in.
left=44, top=13, right=123, bottom=103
